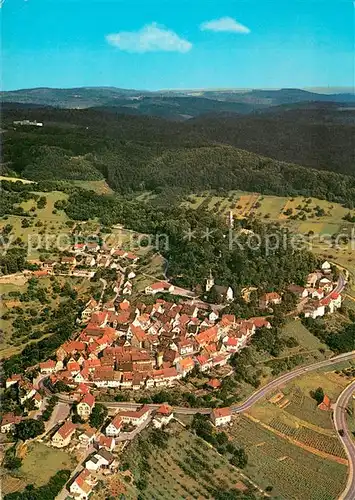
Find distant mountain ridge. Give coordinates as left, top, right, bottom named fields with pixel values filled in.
left=1, top=87, right=354, bottom=120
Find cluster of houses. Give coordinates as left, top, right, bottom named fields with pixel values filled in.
left=1, top=376, right=43, bottom=433
left=1, top=255, right=344, bottom=499
left=258, top=261, right=343, bottom=319
left=30, top=242, right=139, bottom=288
left=292, top=262, right=342, bottom=319
left=58, top=401, right=231, bottom=500
left=38, top=293, right=273, bottom=395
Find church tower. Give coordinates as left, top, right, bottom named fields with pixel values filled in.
left=206, top=270, right=214, bottom=292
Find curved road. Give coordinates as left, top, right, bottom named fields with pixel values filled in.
left=232, top=349, right=353, bottom=413
left=334, top=381, right=355, bottom=500
left=99, top=351, right=355, bottom=415
left=330, top=273, right=346, bottom=297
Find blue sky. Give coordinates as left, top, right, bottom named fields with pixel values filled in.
left=2, top=0, right=354, bottom=90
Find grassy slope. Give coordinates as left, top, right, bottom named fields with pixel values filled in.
left=2, top=442, right=76, bottom=495
left=180, top=190, right=355, bottom=274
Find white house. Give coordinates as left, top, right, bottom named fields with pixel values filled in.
left=105, top=415, right=122, bottom=437
left=52, top=421, right=76, bottom=448
left=69, top=469, right=95, bottom=500
left=77, top=393, right=95, bottom=420
left=118, top=405, right=151, bottom=426
left=78, top=427, right=97, bottom=447
left=5, top=374, right=22, bottom=389
left=321, top=261, right=332, bottom=274
left=1, top=413, right=22, bottom=433
left=39, top=359, right=56, bottom=375
left=211, top=407, right=232, bottom=427
left=176, top=357, right=195, bottom=377
left=153, top=404, right=174, bottom=428
left=18, top=382, right=36, bottom=405
left=145, top=281, right=175, bottom=295
left=177, top=338, right=195, bottom=356
left=304, top=302, right=325, bottom=319
left=95, top=434, right=115, bottom=451
left=85, top=448, right=115, bottom=472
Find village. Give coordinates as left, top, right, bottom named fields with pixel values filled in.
left=1, top=237, right=346, bottom=499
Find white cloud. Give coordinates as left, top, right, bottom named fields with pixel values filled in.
left=200, top=17, right=250, bottom=34
left=106, top=23, right=192, bottom=53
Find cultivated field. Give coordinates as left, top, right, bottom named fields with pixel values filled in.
left=229, top=416, right=347, bottom=500
left=249, top=369, right=351, bottom=435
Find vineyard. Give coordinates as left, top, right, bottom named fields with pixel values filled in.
left=229, top=416, right=347, bottom=500
left=123, top=424, right=262, bottom=500
left=269, top=417, right=346, bottom=459
left=285, top=387, right=334, bottom=429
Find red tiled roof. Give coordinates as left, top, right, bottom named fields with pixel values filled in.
left=196, top=355, right=210, bottom=366
left=118, top=405, right=150, bottom=419
left=130, top=325, right=146, bottom=342
left=67, top=361, right=80, bottom=372
left=151, top=367, right=178, bottom=379
left=220, top=314, right=235, bottom=326
left=110, top=414, right=123, bottom=429
left=250, top=317, right=270, bottom=329
left=264, top=292, right=281, bottom=301
left=212, top=407, right=232, bottom=419
left=33, top=270, right=49, bottom=277
left=150, top=281, right=171, bottom=290
left=226, top=338, right=239, bottom=346
left=196, top=326, right=218, bottom=345
left=97, top=434, right=114, bottom=448
left=76, top=383, right=90, bottom=394
left=61, top=341, right=86, bottom=353
left=157, top=404, right=173, bottom=415
left=207, top=378, right=221, bottom=389
left=57, top=421, right=76, bottom=439
left=125, top=252, right=138, bottom=260
left=83, top=358, right=101, bottom=369
left=40, top=360, right=56, bottom=369
left=178, top=357, right=195, bottom=369
left=1, top=412, right=22, bottom=426
left=119, top=300, right=130, bottom=310
left=6, top=374, right=22, bottom=383
left=80, top=393, right=95, bottom=408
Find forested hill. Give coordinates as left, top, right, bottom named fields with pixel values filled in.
left=187, top=106, right=355, bottom=177
left=2, top=105, right=355, bottom=205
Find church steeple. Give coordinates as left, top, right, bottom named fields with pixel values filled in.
left=206, top=270, right=214, bottom=292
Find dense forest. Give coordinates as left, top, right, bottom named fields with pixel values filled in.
left=188, top=108, right=355, bottom=177
left=2, top=106, right=355, bottom=205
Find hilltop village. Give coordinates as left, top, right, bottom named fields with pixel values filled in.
left=0, top=232, right=346, bottom=499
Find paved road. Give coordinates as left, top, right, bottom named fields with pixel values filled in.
left=333, top=381, right=355, bottom=500
left=232, top=350, right=354, bottom=414
left=330, top=273, right=346, bottom=297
